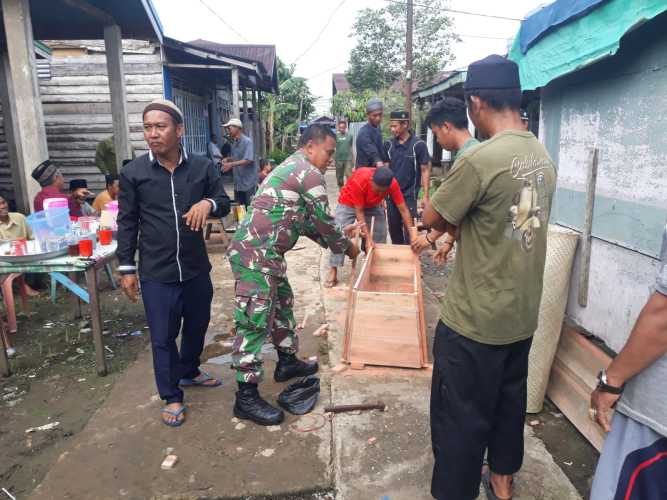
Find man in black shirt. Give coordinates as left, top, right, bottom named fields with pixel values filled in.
left=355, top=98, right=387, bottom=168
left=385, top=110, right=431, bottom=244
left=117, top=99, right=230, bottom=427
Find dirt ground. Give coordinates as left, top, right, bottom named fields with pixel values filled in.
left=0, top=273, right=149, bottom=497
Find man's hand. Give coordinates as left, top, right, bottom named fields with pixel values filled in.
left=590, top=388, right=620, bottom=433
left=433, top=242, right=454, bottom=266
left=72, top=188, right=93, bottom=202
left=411, top=234, right=432, bottom=255
left=121, top=274, right=139, bottom=303
left=183, top=200, right=212, bottom=231
left=343, top=221, right=366, bottom=239
left=346, top=241, right=361, bottom=259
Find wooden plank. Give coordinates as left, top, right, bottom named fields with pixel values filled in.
left=348, top=292, right=422, bottom=369
left=51, top=63, right=163, bottom=77
left=546, top=325, right=612, bottom=452
left=578, top=148, right=599, bottom=307
left=547, top=359, right=607, bottom=451
left=39, top=73, right=164, bottom=86
left=41, top=93, right=163, bottom=104
left=39, top=84, right=164, bottom=95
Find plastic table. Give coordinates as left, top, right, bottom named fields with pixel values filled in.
left=0, top=242, right=117, bottom=377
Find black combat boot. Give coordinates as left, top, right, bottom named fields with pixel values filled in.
left=274, top=350, right=319, bottom=383
left=234, top=382, right=284, bottom=426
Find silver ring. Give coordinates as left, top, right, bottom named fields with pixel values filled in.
left=589, top=408, right=598, bottom=421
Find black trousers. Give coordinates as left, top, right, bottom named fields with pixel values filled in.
left=141, top=272, right=213, bottom=404
left=234, top=187, right=256, bottom=208
left=387, top=192, right=417, bottom=245
left=430, top=321, right=533, bottom=500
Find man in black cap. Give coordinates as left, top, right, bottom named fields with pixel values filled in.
left=324, top=166, right=413, bottom=287
left=384, top=110, right=431, bottom=245
left=68, top=179, right=96, bottom=217
left=354, top=98, right=388, bottom=169
left=31, top=160, right=91, bottom=215
left=423, top=54, right=557, bottom=500
left=118, top=99, right=230, bottom=428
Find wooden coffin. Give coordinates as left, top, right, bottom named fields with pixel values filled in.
left=343, top=243, right=429, bottom=369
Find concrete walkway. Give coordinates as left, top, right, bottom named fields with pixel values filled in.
left=28, top=171, right=582, bottom=500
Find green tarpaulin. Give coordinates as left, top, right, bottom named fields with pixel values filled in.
left=509, top=0, right=667, bottom=90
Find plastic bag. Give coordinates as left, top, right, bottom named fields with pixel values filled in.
left=277, top=376, right=320, bottom=415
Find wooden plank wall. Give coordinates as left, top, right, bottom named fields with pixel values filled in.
left=0, top=49, right=164, bottom=204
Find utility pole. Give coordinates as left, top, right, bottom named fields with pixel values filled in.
left=405, top=0, right=413, bottom=119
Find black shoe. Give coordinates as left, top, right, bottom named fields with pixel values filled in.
left=233, top=382, right=284, bottom=426
left=274, top=351, right=319, bottom=383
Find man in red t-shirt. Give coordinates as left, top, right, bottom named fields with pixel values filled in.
left=324, top=167, right=414, bottom=287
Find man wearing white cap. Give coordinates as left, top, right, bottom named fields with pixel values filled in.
left=222, top=118, right=258, bottom=208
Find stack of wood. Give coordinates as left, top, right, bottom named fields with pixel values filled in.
left=546, top=325, right=612, bottom=451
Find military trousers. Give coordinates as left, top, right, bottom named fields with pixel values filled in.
left=335, top=159, right=353, bottom=188
left=231, top=264, right=298, bottom=384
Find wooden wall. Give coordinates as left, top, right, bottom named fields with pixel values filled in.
left=0, top=47, right=164, bottom=204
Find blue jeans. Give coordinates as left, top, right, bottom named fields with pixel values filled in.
left=141, top=272, right=213, bottom=404
left=329, top=204, right=387, bottom=268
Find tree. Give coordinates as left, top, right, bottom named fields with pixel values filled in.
left=263, top=59, right=316, bottom=153
left=346, top=0, right=459, bottom=92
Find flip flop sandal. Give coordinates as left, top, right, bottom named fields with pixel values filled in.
left=481, top=466, right=513, bottom=500
left=161, top=405, right=187, bottom=427
left=179, top=370, right=222, bottom=387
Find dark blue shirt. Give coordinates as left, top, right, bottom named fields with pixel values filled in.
left=385, top=133, right=431, bottom=197
left=355, top=122, right=387, bottom=168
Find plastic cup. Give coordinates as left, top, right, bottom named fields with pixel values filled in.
left=78, top=239, right=93, bottom=257
left=98, top=229, right=112, bottom=246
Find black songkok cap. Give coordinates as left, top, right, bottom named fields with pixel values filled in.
left=372, top=166, right=395, bottom=188
left=389, top=110, right=409, bottom=121
left=464, top=54, right=521, bottom=92
left=69, top=179, right=88, bottom=191
left=31, top=159, right=58, bottom=187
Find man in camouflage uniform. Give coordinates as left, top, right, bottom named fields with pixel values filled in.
left=228, top=124, right=361, bottom=425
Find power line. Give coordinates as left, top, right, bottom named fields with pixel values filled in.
left=292, top=0, right=348, bottom=65
left=305, top=61, right=349, bottom=80
left=383, top=0, right=524, bottom=22
left=198, top=0, right=249, bottom=42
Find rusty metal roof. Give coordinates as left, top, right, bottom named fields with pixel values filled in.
left=188, top=39, right=277, bottom=92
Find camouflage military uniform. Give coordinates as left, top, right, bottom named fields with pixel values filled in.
left=228, top=151, right=350, bottom=383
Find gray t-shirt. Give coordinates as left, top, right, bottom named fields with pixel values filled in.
left=230, top=134, right=257, bottom=191
left=617, top=223, right=667, bottom=437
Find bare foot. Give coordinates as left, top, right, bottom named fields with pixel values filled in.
left=323, top=268, right=338, bottom=288
left=490, top=472, right=513, bottom=499
left=24, top=285, right=40, bottom=297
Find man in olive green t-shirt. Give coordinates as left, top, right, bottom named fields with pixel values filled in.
left=335, top=120, right=353, bottom=188
left=423, top=55, right=556, bottom=500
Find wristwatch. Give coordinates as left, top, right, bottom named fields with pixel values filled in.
left=596, top=369, right=624, bottom=395
left=425, top=231, right=437, bottom=250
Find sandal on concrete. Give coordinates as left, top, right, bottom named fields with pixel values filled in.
left=161, top=405, right=187, bottom=427
left=180, top=370, right=222, bottom=387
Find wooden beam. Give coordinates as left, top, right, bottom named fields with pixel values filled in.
left=578, top=148, right=599, bottom=307
left=0, top=0, right=49, bottom=213
left=241, top=86, right=248, bottom=128
left=231, top=67, right=240, bottom=119
left=104, top=24, right=133, bottom=172
left=251, top=89, right=259, bottom=155
left=164, top=63, right=232, bottom=70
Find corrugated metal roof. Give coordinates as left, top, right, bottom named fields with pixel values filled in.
left=187, top=39, right=277, bottom=90
left=332, top=73, right=350, bottom=93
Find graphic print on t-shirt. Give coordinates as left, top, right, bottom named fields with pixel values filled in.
left=506, top=153, right=553, bottom=252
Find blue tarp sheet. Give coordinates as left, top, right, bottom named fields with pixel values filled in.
left=519, top=0, right=609, bottom=53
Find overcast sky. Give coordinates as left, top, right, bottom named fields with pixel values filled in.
left=152, top=0, right=549, bottom=113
